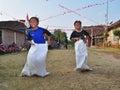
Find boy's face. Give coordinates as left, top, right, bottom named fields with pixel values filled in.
left=29, top=18, right=39, bottom=29
left=74, top=22, right=81, bottom=30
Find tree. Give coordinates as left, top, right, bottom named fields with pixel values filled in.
left=54, top=29, right=61, bottom=40
left=60, top=32, right=67, bottom=44
left=103, top=31, right=109, bottom=47
left=113, top=30, right=120, bottom=47
left=52, top=29, right=68, bottom=48
left=103, top=31, right=109, bottom=41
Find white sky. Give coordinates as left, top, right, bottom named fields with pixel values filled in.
left=0, top=0, right=120, bottom=38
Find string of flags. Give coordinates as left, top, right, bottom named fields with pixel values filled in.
left=0, top=0, right=116, bottom=28
left=41, top=0, right=115, bottom=23
left=58, top=4, right=99, bottom=24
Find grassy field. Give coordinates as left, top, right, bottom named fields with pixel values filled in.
left=0, top=48, right=120, bottom=90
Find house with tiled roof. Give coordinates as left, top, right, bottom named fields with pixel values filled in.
left=107, top=20, right=120, bottom=46
left=83, top=25, right=105, bottom=46
left=0, top=21, right=26, bottom=47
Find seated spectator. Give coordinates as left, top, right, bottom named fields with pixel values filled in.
left=0, top=43, right=7, bottom=54
left=7, top=42, right=21, bottom=53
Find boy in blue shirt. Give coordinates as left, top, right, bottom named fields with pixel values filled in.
left=20, top=17, right=51, bottom=77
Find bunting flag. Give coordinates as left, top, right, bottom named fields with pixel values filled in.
left=41, top=0, right=115, bottom=22
left=59, top=4, right=99, bottom=24
left=24, top=14, right=30, bottom=28
left=0, top=0, right=116, bottom=24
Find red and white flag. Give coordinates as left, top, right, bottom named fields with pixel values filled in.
left=24, top=14, right=30, bottom=28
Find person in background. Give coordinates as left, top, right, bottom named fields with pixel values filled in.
left=0, top=43, right=7, bottom=54
left=64, top=38, right=68, bottom=49
left=70, top=20, right=92, bottom=72
left=20, top=17, right=51, bottom=77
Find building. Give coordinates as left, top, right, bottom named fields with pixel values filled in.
left=107, top=20, right=120, bottom=46
left=0, top=21, right=26, bottom=47
left=49, top=25, right=106, bottom=47
left=83, top=25, right=105, bottom=46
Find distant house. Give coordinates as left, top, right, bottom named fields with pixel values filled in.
left=83, top=25, right=105, bottom=46
left=0, top=21, right=26, bottom=47
left=107, top=20, right=120, bottom=46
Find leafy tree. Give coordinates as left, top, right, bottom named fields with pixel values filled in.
left=68, top=40, right=75, bottom=47
left=103, top=31, right=109, bottom=47
left=51, top=29, right=68, bottom=48
left=51, top=34, right=56, bottom=40
left=113, top=30, right=120, bottom=47
left=60, top=32, right=67, bottom=44
left=53, top=29, right=68, bottom=44
left=54, top=29, right=61, bottom=40
left=103, top=31, right=109, bottom=41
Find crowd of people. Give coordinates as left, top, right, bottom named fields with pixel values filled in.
left=0, top=39, right=68, bottom=55
left=0, top=42, right=29, bottom=55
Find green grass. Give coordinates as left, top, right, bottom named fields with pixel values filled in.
left=90, top=46, right=120, bottom=54
left=0, top=49, right=120, bottom=90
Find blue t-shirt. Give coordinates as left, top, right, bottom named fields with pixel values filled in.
left=27, top=27, right=51, bottom=44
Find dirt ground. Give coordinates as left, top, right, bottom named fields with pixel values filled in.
left=0, top=48, right=120, bottom=90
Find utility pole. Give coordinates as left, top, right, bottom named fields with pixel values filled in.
left=104, top=0, right=109, bottom=47
left=106, top=0, right=109, bottom=29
